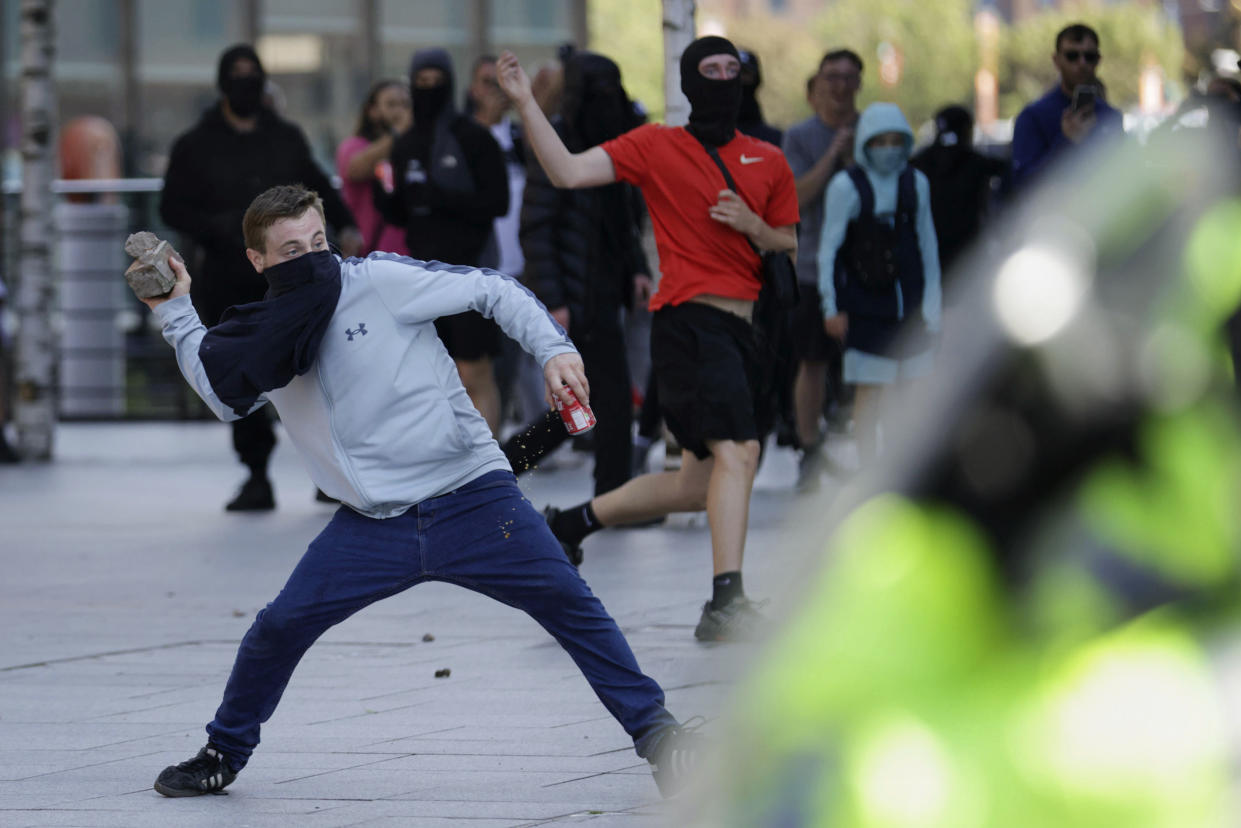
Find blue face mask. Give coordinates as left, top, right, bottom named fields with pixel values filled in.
left=867, top=144, right=906, bottom=175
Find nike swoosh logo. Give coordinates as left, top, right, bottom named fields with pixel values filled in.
left=739, top=154, right=764, bottom=164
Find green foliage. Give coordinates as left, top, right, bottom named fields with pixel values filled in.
left=587, top=0, right=666, bottom=121
left=999, top=5, right=1184, bottom=119
left=808, top=0, right=978, bottom=130
left=585, top=1, right=1185, bottom=132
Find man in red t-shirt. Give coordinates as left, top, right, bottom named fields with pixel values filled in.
left=499, top=36, right=799, bottom=641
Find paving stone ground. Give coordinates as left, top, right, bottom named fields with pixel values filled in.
left=0, top=422, right=838, bottom=827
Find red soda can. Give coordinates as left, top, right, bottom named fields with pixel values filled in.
left=375, top=159, right=395, bottom=193
left=556, top=387, right=596, bottom=435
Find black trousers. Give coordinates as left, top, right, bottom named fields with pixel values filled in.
left=232, top=407, right=276, bottom=476
left=577, top=309, right=633, bottom=496
left=502, top=306, right=633, bottom=497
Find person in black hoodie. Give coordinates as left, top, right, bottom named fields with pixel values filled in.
left=160, top=44, right=360, bottom=512
left=501, top=51, right=650, bottom=496
left=910, top=105, right=1007, bottom=287
left=736, top=48, right=782, bottom=147
left=380, top=48, right=509, bottom=434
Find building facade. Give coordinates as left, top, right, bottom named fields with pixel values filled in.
left=0, top=0, right=586, bottom=181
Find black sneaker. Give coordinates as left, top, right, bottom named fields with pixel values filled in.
left=693, top=596, right=766, bottom=642
left=0, top=437, right=19, bottom=464
left=542, top=505, right=584, bottom=567
left=153, top=745, right=237, bottom=797
left=648, top=717, right=706, bottom=797
left=225, top=476, right=275, bottom=512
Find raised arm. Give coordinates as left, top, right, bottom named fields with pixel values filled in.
left=144, top=257, right=261, bottom=423
left=497, top=51, right=616, bottom=189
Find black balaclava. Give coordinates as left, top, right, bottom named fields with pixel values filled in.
left=680, top=35, right=742, bottom=146
left=217, top=44, right=266, bottom=119
left=934, top=104, right=973, bottom=149
left=409, top=48, right=456, bottom=134
left=562, top=52, right=638, bottom=149
left=737, top=48, right=763, bottom=126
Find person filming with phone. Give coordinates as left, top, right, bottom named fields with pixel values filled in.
left=1011, top=23, right=1122, bottom=190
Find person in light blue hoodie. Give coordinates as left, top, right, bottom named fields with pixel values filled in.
left=140, top=184, right=699, bottom=800
left=818, top=102, right=941, bottom=465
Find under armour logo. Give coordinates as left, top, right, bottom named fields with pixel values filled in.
left=345, top=323, right=367, bottom=341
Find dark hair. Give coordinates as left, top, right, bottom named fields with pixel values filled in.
left=472, top=53, right=498, bottom=74
left=243, top=185, right=326, bottom=252
left=354, top=78, right=407, bottom=141
left=1055, top=23, right=1100, bottom=51
left=820, top=48, right=863, bottom=74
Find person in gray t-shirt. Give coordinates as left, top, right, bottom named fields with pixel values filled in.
left=781, top=48, right=862, bottom=492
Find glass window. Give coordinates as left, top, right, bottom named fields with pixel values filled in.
left=379, top=0, right=470, bottom=81
left=487, top=0, right=575, bottom=75
left=490, top=0, right=571, bottom=43
left=57, top=0, right=123, bottom=137
left=259, top=0, right=366, bottom=175
left=135, top=0, right=247, bottom=177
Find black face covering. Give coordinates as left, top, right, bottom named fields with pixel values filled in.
left=412, top=82, right=450, bottom=132
left=680, top=35, right=742, bottom=146
left=563, top=52, right=637, bottom=149
left=199, top=250, right=342, bottom=416
left=222, top=74, right=265, bottom=118
left=409, top=48, right=456, bottom=134
left=217, top=44, right=267, bottom=119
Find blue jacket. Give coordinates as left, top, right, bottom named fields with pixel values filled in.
left=155, top=253, right=576, bottom=518
left=1011, top=86, right=1123, bottom=189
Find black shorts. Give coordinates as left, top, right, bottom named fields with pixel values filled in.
left=791, top=283, right=840, bottom=363
left=651, top=302, right=761, bottom=460
left=435, top=311, right=502, bottom=361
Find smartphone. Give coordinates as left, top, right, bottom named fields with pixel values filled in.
left=1072, top=84, right=1098, bottom=113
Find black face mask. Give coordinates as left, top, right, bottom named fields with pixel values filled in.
left=412, top=83, right=450, bottom=131
left=223, top=74, right=265, bottom=118
left=578, top=86, right=634, bottom=147
left=680, top=36, right=742, bottom=146
left=263, top=248, right=340, bottom=298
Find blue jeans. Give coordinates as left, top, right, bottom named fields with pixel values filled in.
left=206, top=470, right=677, bottom=770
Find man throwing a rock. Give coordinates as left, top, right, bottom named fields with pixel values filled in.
left=144, top=184, right=698, bottom=798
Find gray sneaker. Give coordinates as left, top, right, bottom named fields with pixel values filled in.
left=795, top=447, right=826, bottom=493
left=693, top=597, right=766, bottom=642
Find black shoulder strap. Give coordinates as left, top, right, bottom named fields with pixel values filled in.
left=846, top=166, right=874, bottom=219
left=698, top=139, right=741, bottom=196
left=694, top=137, right=763, bottom=256
left=896, top=167, right=918, bottom=221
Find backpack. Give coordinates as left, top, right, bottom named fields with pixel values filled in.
left=841, top=166, right=918, bottom=292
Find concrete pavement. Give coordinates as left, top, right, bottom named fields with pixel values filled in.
left=0, top=421, right=827, bottom=827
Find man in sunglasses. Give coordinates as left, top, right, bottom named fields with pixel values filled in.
left=1011, top=23, right=1122, bottom=189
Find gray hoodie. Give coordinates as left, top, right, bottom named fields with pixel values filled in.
left=155, top=253, right=576, bottom=518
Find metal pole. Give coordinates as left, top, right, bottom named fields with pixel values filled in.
left=470, top=0, right=489, bottom=65
left=243, top=0, right=260, bottom=44
left=362, top=0, right=380, bottom=86
left=15, top=0, right=57, bottom=459
left=119, top=0, right=140, bottom=175
left=662, top=0, right=695, bottom=127
left=568, top=0, right=588, bottom=49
